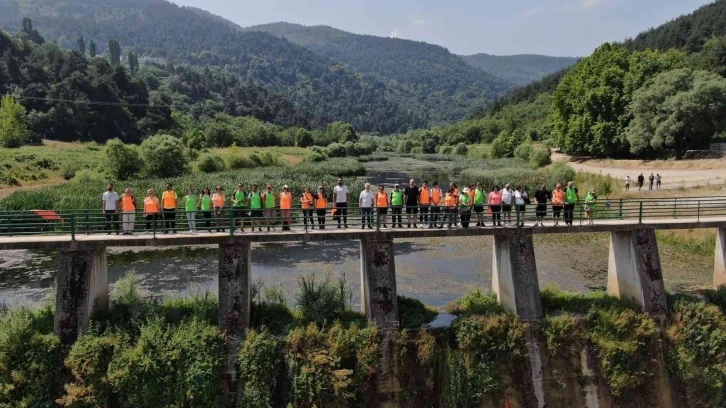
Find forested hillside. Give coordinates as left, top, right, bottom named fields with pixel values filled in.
left=460, top=54, right=578, bottom=86
left=242, top=22, right=513, bottom=124
left=0, top=0, right=425, bottom=133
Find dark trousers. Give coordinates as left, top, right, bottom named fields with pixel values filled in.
left=163, top=208, right=176, bottom=230
left=145, top=213, right=158, bottom=230
left=460, top=209, right=471, bottom=228
left=202, top=211, right=212, bottom=229
left=105, top=210, right=119, bottom=232
left=391, top=206, right=403, bottom=226
left=443, top=208, right=456, bottom=226
left=336, top=202, right=348, bottom=225
left=490, top=205, right=501, bottom=225
left=564, top=203, right=575, bottom=225
left=361, top=207, right=373, bottom=227
left=316, top=209, right=326, bottom=228
left=430, top=206, right=440, bottom=226
left=419, top=206, right=429, bottom=224
left=302, top=209, right=314, bottom=227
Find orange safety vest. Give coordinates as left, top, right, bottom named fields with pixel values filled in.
left=419, top=187, right=431, bottom=205
left=431, top=188, right=442, bottom=205
left=161, top=190, right=177, bottom=209
left=280, top=192, right=292, bottom=209
left=444, top=193, right=457, bottom=208
left=552, top=190, right=565, bottom=205
left=213, top=193, right=225, bottom=208
left=376, top=192, right=388, bottom=208
left=301, top=192, right=314, bottom=209
left=122, top=194, right=135, bottom=212
left=144, top=197, right=159, bottom=213
left=316, top=196, right=327, bottom=209
left=468, top=189, right=475, bottom=203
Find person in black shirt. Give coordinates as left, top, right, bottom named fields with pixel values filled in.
left=534, top=184, right=551, bottom=227
left=637, top=173, right=644, bottom=191
left=404, top=178, right=420, bottom=228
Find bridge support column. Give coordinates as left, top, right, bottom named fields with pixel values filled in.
left=218, top=240, right=252, bottom=407
left=607, top=229, right=667, bottom=314
left=54, top=246, right=108, bottom=345
left=492, top=234, right=543, bottom=321
left=715, top=228, right=726, bottom=289
left=360, top=236, right=399, bottom=405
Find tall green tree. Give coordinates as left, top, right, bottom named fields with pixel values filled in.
left=0, top=95, right=31, bottom=148
left=108, top=39, right=121, bottom=65
left=77, top=36, right=86, bottom=56
left=140, top=134, right=187, bottom=178
left=19, top=18, right=44, bottom=44
left=128, top=51, right=137, bottom=76
left=691, top=36, right=726, bottom=78
left=326, top=121, right=357, bottom=143
left=626, top=68, right=726, bottom=159
left=105, top=138, right=142, bottom=180
left=89, top=40, right=97, bottom=57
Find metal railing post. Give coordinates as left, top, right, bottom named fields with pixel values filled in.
left=229, top=208, right=234, bottom=237
left=70, top=214, right=76, bottom=241
left=618, top=199, right=623, bottom=219
left=153, top=213, right=157, bottom=238
left=673, top=198, right=678, bottom=218
left=697, top=201, right=701, bottom=222
left=376, top=208, right=380, bottom=232
left=638, top=202, right=643, bottom=224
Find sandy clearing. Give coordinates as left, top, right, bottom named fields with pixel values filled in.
left=553, top=152, right=726, bottom=191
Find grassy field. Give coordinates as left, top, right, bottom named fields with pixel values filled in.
left=211, top=146, right=310, bottom=165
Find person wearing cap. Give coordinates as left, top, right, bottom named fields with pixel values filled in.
left=247, top=184, right=263, bottom=232
left=459, top=187, right=472, bottom=228
left=333, top=177, right=349, bottom=228
left=315, top=185, right=328, bottom=229
left=390, top=183, right=404, bottom=228
left=301, top=186, right=315, bottom=229
left=263, top=184, right=277, bottom=232
left=279, top=185, right=293, bottom=231
left=374, top=184, right=389, bottom=228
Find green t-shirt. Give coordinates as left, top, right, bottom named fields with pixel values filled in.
left=474, top=189, right=484, bottom=205
left=249, top=192, right=262, bottom=209
left=565, top=187, right=578, bottom=204
left=233, top=190, right=247, bottom=207
left=460, top=194, right=471, bottom=206
left=200, top=195, right=212, bottom=211
left=184, top=195, right=197, bottom=212
left=264, top=192, right=276, bottom=208
left=391, top=190, right=403, bottom=206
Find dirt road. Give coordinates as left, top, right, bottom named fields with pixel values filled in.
left=553, top=153, right=726, bottom=191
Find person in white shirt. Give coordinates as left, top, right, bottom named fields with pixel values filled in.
left=333, top=177, right=349, bottom=228
left=514, top=185, right=527, bottom=227
left=102, top=183, right=120, bottom=234
left=359, top=183, right=375, bottom=229
left=625, top=176, right=631, bottom=191
left=501, top=183, right=513, bottom=226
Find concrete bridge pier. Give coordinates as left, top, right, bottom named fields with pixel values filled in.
left=715, top=227, right=726, bottom=289
left=492, top=233, right=543, bottom=321
left=54, top=246, right=109, bottom=345
left=218, top=240, right=252, bottom=406
left=607, top=229, right=668, bottom=315
left=360, top=235, right=400, bottom=406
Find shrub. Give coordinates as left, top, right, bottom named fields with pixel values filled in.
left=0, top=95, right=32, bottom=148
left=60, top=334, right=122, bottom=407
left=704, top=285, right=726, bottom=313
left=544, top=314, right=587, bottom=356
left=306, top=151, right=328, bottom=162
left=296, top=274, right=351, bottom=326
left=0, top=307, right=64, bottom=406
left=528, top=147, right=552, bottom=168
left=540, top=286, right=633, bottom=314
left=251, top=285, right=295, bottom=335
left=454, top=314, right=528, bottom=364
left=140, top=134, right=187, bottom=178
left=295, top=129, right=314, bottom=148
left=107, top=318, right=225, bottom=408
left=444, top=290, right=504, bottom=317
left=197, top=153, right=226, bottom=173
left=443, top=349, right=499, bottom=408
left=238, top=329, right=283, bottom=408
left=438, top=145, right=453, bottom=154
left=513, top=142, right=534, bottom=161
left=105, top=139, right=143, bottom=181
left=666, top=300, right=726, bottom=408
left=587, top=308, right=656, bottom=397
left=453, top=143, right=468, bottom=155
left=60, top=162, right=80, bottom=180
left=398, top=296, right=438, bottom=329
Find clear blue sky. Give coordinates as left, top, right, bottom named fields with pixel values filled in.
left=170, top=0, right=713, bottom=57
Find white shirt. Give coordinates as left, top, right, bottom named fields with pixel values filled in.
left=501, top=188, right=513, bottom=205
left=359, top=190, right=374, bottom=207
left=333, top=185, right=349, bottom=203
left=102, top=191, right=119, bottom=211
left=625, top=177, right=630, bottom=184
left=514, top=191, right=525, bottom=205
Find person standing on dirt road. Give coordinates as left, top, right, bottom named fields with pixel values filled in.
left=625, top=176, right=630, bottom=191
left=637, top=174, right=645, bottom=191
left=656, top=174, right=662, bottom=190
left=649, top=173, right=655, bottom=190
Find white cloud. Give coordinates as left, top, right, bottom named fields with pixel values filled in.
left=580, top=0, right=601, bottom=9
left=389, top=28, right=401, bottom=38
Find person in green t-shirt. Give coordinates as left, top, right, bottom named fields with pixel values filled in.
left=262, top=184, right=277, bottom=232
left=584, top=190, right=597, bottom=225
left=231, top=183, right=248, bottom=232
left=184, top=188, right=197, bottom=232
left=564, top=181, right=579, bottom=226
left=390, top=184, right=404, bottom=228
left=199, top=187, right=213, bottom=233
left=459, top=187, right=472, bottom=228
left=247, top=184, right=263, bottom=232
left=473, top=182, right=485, bottom=227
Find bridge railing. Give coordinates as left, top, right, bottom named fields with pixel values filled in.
left=0, top=196, right=724, bottom=238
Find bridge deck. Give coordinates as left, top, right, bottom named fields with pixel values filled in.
left=1, top=216, right=725, bottom=250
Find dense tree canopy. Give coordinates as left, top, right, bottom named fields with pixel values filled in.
left=626, top=68, right=726, bottom=159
